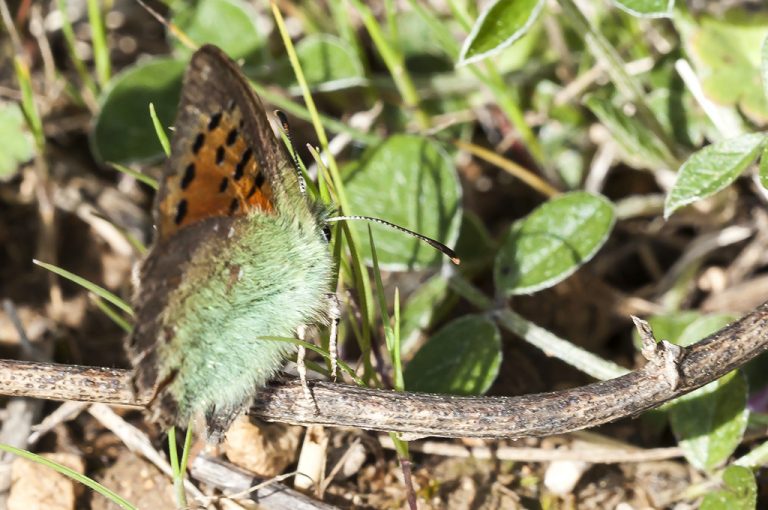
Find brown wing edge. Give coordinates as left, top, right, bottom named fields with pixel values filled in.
left=128, top=215, right=236, bottom=427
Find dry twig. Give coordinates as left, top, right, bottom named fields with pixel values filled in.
left=0, top=301, right=766, bottom=438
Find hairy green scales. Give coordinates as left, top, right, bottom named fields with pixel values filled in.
left=157, top=210, right=332, bottom=425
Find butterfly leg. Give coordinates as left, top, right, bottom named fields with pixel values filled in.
left=326, top=293, right=341, bottom=381
left=296, top=325, right=312, bottom=401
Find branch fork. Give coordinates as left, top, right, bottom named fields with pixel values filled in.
left=632, top=315, right=685, bottom=390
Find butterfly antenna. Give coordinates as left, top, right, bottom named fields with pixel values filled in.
left=274, top=110, right=307, bottom=196
left=325, top=215, right=460, bottom=265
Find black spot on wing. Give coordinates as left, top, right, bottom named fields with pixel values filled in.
left=208, top=112, right=222, bottom=131
left=228, top=198, right=239, bottom=215
left=219, top=177, right=229, bottom=192
left=215, top=146, right=225, bottom=165
left=192, top=133, right=204, bottom=154
left=234, top=148, right=252, bottom=181
left=226, top=128, right=238, bottom=146
left=181, top=163, right=195, bottom=189
left=175, top=199, right=188, bottom=225
left=246, top=180, right=258, bottom=198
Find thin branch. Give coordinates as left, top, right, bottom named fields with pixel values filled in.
left=191, top=455, right=340, bottom=510
left=0, top=302, right=767, bottom=438
left=377, top=435, right=683, bottom=463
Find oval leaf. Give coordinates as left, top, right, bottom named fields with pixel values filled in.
left=404, top=315, right=501, bottom=395
left=495, top=192, right=615, bottom=296
left=664, top=313, right=747, bottom=471
left=91, top=57, right=186, bottom=164
left=171, top=0, right=263, bottom=61
left=0, top=102, right=35, bottom=180
left=400, top=275, right=449, bottom=354
left=457, top=0, right=544, bottom=66
left=295, top=35, right=365, bottom=90
left=664, top=133, right=767, bottom=218
left=677, top=314, right=735, bottom=347
left=701, top=465, right=757, bottom=510
left=685, top=15, right=768, bottom=124
left=343, top=135, right=462, bottom=270
left=670, top=370, right=749, bottom=471
left=612, top=0, right=674, bottom=18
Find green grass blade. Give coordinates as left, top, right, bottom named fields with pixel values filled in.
left=348, top=0, right=430, bottom=129
left=13, top=57, right=44, bottom=149
left=91, top=296, right=132, bottom=333
left=33, top=260, right=133, bottom=316
left=258, top=336, right=363, bottom=385
left=87, top=0, right=110, bottom=87
left=109, top=162, right=159, bottom=190
left=0, top=443, right=136, bottom=510
left=149, top=103, right=171, bottom=156
left=272, top=3, right=377, bottom=383
left=57, top=0, right=97, bottom=95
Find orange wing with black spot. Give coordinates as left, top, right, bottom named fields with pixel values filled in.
left=155, top=45, right=293, bottom=240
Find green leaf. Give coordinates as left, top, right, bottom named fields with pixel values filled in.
left=343, top=135, right=462, bottom=270
left=172, top=0, right=264, bottom=61
left=452, top=211, right=496, bottom=269
left=760, top=144, right=768, bottom=190
left=584, top=94, right=672, bottom=169
left=295, top=35, right=365, bottom=90
left=612, top=0, right=673, bottom=18
left=404, top=315, right=501, bottom=395
left=395, top=9, right=456, bottom=72
left=91, top=57, right=186, bottom=164
left=667, top=313, right=746, bottom=471
left=664, top=133, right=767, bottom=218
left=676, top=314, right=735, bottom=347
left=494, top=192, right=615, bottom=296
left=457, top=0, right=545, bottom=66
left=683, top=14, right=768, bottom=123
left=670, top=370, right=749, bottom=471
left=762, top=33, right=768, bottom=103
left=0, top=102, right=35, bottom=180
left=701, top=466, right=757, bottom=510
left=400, top=275, right=449, bottom=353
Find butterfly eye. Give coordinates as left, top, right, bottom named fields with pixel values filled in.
left=322, top=225, right=332, bottom=243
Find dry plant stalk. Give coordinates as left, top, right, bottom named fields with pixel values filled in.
left=0, top=300, right=766, bottom=438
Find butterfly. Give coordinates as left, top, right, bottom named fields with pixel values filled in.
left=126, top=44, right=334, bottom=441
